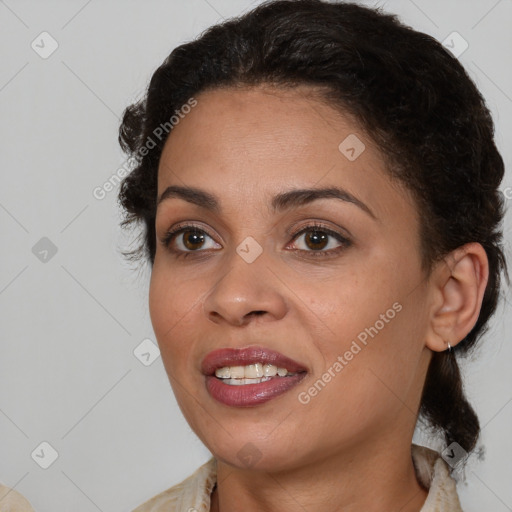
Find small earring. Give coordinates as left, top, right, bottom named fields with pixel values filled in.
left=447, top=342, right=452, bottom=353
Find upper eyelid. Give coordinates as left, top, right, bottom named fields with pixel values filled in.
left=160, top=214, right=352, bottom=233
left=163, top=221, right=345, bottom=237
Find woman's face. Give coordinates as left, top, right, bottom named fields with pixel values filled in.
left=149, top=85, right=433, bottom=470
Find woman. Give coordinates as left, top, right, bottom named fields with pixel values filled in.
left=116, top=0, right=507, bottom=510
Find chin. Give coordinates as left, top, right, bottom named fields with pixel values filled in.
left=213, top=441, right=302, bottom=472
left=192, top=419, right=308, bottom=472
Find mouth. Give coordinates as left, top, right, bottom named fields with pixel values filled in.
left=201, top=346, right=308, bottom=407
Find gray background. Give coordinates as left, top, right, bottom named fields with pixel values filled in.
left=0, top=0, right=511, bottom=510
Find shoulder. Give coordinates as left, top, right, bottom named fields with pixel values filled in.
left=411, top=444, right=464, bottom=512
left=132, top=458, right=217, bottom=512
left=0, top=483, right=35, bottom=511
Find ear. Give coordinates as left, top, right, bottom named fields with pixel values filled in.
left=425, top=242, right=489, bottom=352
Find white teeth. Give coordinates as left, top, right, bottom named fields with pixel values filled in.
left=263, top=364, right=278, bottom=377
left=229, top=366, right=245, bottom=379
left=224, top=377, right=272, bottom=386
left=214, top=363, right=296, bottom=380
left=215, top=366, right=231, bottom=378
left=245, top=363, right=263, bottom=378
left=227, top=378, right=244, bottom=386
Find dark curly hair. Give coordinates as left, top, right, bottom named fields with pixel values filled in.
left=117, top=0, right=507, bottom=459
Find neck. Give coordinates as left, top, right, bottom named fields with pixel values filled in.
left=210, top=438, right=429, bottom=512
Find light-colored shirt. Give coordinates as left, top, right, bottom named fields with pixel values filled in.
left=132, top=444, right=464, bottom=511
left=0, top=444, right=463, bottom=511
left=0, top=484, right=36, bottom=512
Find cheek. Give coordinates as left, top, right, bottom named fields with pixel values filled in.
left=300, top=258, right=402, bottom=349
left=148, top=263, right=202, bottom=371
left=296, top=316, right=421, bottom=447
left=311, top=294, right=427, bottom=424
left=299, top=250, right=425, bottom=391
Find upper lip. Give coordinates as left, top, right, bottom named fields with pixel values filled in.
left=201, top=345, right=308, bottom=376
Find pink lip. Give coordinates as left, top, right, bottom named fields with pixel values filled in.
left=202, top=346, right=308, bottom=407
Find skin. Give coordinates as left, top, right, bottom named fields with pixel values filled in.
left=149, top=84, right=489, bottom=512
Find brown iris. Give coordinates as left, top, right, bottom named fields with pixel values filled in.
left=182, top=229, right=205, bottom=250
left=304, top=230, right=328, bottom=250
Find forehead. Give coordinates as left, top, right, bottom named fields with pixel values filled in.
left=160, top=85, right=370, bottom=179
left=157, top=85, right=415, bottom=223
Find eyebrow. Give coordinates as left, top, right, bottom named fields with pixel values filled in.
left=157, top=185, right=376, bottom=219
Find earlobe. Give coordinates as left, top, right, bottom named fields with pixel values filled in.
left=425, top=243, right=489, bottom=352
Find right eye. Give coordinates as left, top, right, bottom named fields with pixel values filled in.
left=162, top=224, right=221, bottom=257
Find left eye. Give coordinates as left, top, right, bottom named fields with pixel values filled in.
left=288, top=226, right=350, bottom=254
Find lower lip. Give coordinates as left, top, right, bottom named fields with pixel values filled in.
left=205, top=374, right=306, bottom=407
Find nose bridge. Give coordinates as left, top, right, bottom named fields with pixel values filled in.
left=202, top=241, right=287, bottom=325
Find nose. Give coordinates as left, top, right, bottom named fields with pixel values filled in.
left=203, top=250, right=288, bottom=327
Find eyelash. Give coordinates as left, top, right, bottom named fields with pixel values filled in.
left=161, top=222, right=352, bottom=260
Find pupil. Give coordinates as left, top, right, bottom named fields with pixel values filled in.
left=306, top=231, right=328, bottom=250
